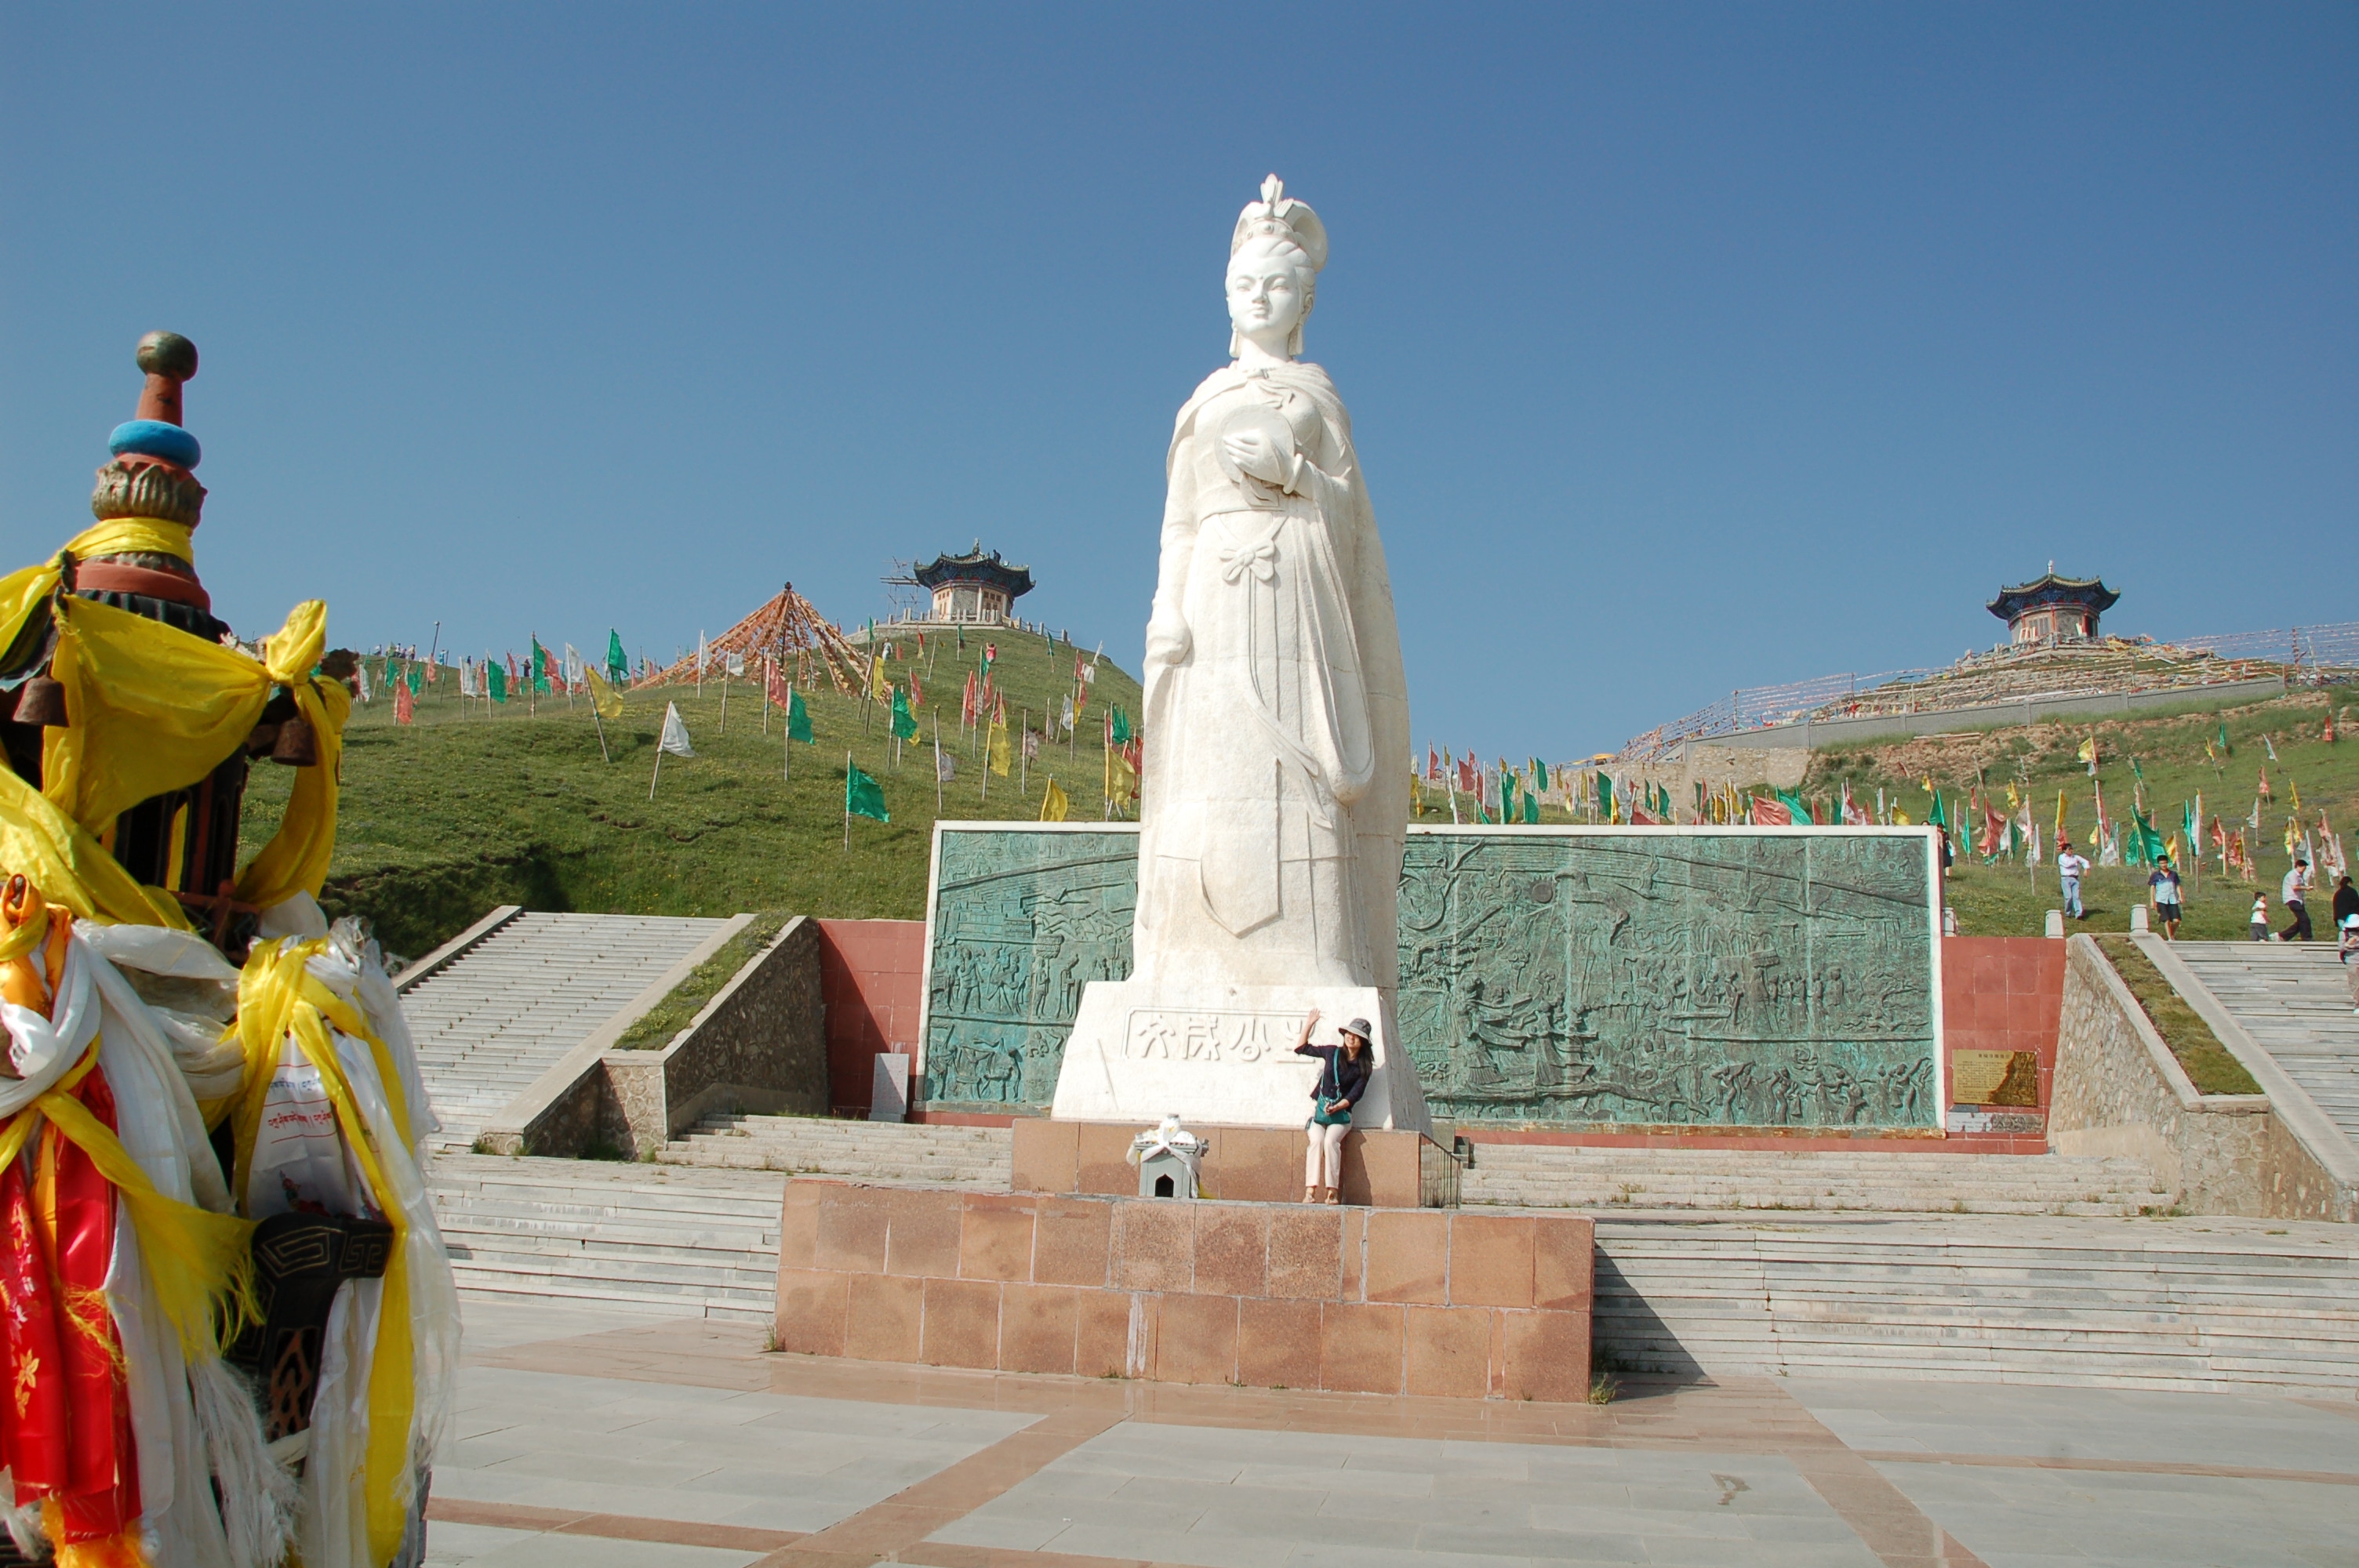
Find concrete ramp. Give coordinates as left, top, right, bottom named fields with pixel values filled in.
left=2168, top=941, right=2359, bottom=1147
left=398, top=909, right=732, bottom=1151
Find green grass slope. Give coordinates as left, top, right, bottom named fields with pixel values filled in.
left=1804, top=686, right=2356, bottom=938
left=238, top=625, right=1143, bottom=957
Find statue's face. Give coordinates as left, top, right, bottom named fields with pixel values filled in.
left=1227, top=243, right=1308, bottom=342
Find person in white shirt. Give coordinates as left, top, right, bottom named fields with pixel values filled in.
left=2281, top=858, right=2314, bottom=942
left=2055, top=840, right=2090, bottom=920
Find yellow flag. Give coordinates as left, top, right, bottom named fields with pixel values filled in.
left=2076, top=737, right=2097, bottom=765
left=870, top=653, right=891, bottom=702
left=581, top=662, right=625, bottom=720
left=2054, top=789, right=2068, bottom=841
left=2291, top=779, right=2302, bottom=812
left=1105, top=741, right=1137, bottom=804
left=988, top=713, right=1011, bottom=776
left=1039, top=778, right=1069, bottom=822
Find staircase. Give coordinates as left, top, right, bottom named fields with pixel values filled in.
left=2172, top=941, right=2359, bottom=1145
left=1464, top=1145, right=2174, bottom=1216
left=653, top=1113, right=1014, bottom=1185
left=429, top=1154, right=783, bottom=1321
left=401, top=911, right=732, bottom=1151
left=1593, top=1212, right=2359, bottom=1394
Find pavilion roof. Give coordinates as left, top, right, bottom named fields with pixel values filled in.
left=1986, top=572, right=2119, bottom=622
left=914, top=541, right=1034, bottom=598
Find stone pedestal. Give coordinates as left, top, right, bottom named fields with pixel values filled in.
left=772, top=1178, right=1592, bottom=1399
left=1048, top=979, right=1430, bottom=1132
left=1012, top=1118, right=1460, bottom=1208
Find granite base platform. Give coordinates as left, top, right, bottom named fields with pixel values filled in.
left=772, top=1178, right=1592, bottom=1399
left=1012, top=1117, right=1461, bottom=1208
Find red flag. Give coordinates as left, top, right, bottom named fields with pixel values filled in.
left=2258, top=765, right=2273, bottom=801
left=1427, top=746, right=1441, bottom=782
left=1750, top=796, right=1795, bottom=826
left=910, top=673, right=924, bottom=709
left=1457, top=757, right=1477, bottom=793
left=766, top=662, right=790, bottom=709
left=394, top=681, right=416, bottom=726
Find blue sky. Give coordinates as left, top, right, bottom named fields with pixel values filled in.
left=3, top=4, right=2350, bottom=756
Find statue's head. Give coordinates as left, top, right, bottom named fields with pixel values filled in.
left=1227, top=174, right=1326, bottom=359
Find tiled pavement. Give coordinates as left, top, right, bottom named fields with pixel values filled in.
left=430, top=1300, right=2359, bottom=1568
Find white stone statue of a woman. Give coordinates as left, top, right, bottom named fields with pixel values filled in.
left=1052, top=176, right=1425, bottom=1131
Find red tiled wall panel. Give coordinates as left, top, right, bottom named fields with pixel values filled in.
left=816, top=919, right=927, bottom=1114
left=1939, top=935, right=2065, bottom=1148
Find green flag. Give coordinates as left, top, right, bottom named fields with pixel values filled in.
left=1596, top=772, right=1615, bottom=820
left=1778, top=789, right=1816, bottom=826
left=1521, top=787, right=1540, bottom=825
left=606, top=630, right=628, bottom=686
left=891, top=684, right=917, bottom=741
left=487, top=660, right=508, bottom=704
left=846, top=760, right=889, bottom=823
left=2131, top=807, right=2168, bottom=866
left=1927, top=790, right=1948, bottom=829
left=1110, top=707, right=1132, bottom=745
left=405, top=660, right=423, bottom=696
left=1530, top=758, right=1549, bottom=794
left=2215, top=722, right=2232, bottom=756
left=787, top=688, right=814, bottom=744
left=532, top=640, right=552, bottom=695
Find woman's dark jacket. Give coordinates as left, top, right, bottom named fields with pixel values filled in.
left=1296, top=1043, right=1372, bottom=1109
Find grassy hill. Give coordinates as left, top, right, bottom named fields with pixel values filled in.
left=238, top=623, right=1143, bottom=959
left=1803, top=685, right=2357, bottom=939
left=242, top=611, right=2351, bottom=960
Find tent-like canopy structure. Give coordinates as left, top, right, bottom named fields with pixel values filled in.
left=632, top=582, right=868, bottom=692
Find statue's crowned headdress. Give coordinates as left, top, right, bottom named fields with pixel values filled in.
left=1231, top=174, right=1327, bottom=271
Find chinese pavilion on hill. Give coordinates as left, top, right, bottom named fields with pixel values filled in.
left=916, top=542, right=1034, bottom=624
left=1989, top=569, right=2118, bottom=648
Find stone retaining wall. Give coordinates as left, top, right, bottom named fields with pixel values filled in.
left=773, top=1179, right=1590, bottom=1399
left=2048, top=934, right=2346, bottom=1218
left=601, top=916, right=829, bottom=1158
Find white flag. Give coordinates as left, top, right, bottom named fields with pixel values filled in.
left=1081, top=662, right=1096, bottom=685
left=1060, top=695, right=1075, bottom=729
left=563, top=644, right=584, bottom=685
left=936, top=749, right=957, bottom=782
left=356, top=662, right=373, bottom=703
left=726, top=652, right=746, bottom=677
left=659, top=702, right=696, bottom=757
left=696, top=633, right=708, bottom=674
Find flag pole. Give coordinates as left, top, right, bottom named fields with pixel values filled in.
left=590, top=690, right=611, bottom=764
left=762, top=656, right=770, bottom=735
left=720, top=666, right=729, bottom=736
left=649, top=744, right=663, bottom=800
left=934, top=716, right=943, bottom=812
left=844, top=750, right=853, bottom=850
left=1020, top=707, right=1029, bottom=794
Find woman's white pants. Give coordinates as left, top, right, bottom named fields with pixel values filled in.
left=1305, top=1120, right=1348, bottom=1189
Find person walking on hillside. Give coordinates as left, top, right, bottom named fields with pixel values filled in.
left=2281, top=856, right=2315, bottom=942
left=1292, top=1007, right=1371, bottom=1205
left=2333, top=873, right=2358, bottom=932
left=2341, top=914, right=2359, bottom=1016
left=2251, top=894, right=2271, bottom=942
left=2149, top=859, right=2184, bottom=940
left=2057, top=840, right=2090, bottom=921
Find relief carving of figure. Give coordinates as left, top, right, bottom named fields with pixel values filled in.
left=1132, top=176, right=1410, bottom=994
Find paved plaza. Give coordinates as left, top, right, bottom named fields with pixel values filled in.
left=426, top=1299, right=2359, bottom=1568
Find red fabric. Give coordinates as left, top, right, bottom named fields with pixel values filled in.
left=2, top=1067, right=140, bottom=1548
left=73, top=560, right=212, bottom=613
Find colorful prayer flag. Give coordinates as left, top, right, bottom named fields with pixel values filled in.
left=892, top=685, right=918, bottom=742
left=787, top=688, right=813, bottom=744
left=845, top=761, right=889, bottom=823
left=582, top=663, right=624, bottom=720
left=1040, top=778, right=1070, bottom=821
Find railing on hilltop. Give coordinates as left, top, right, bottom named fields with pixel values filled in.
left=1620, top=621, right=2359, bottom=760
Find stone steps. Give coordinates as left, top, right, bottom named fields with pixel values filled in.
left=2172, top=941, right=2359, bottom=1145
left=401, top=911, right=732, bottom=1151
left=1593, top=1213, right=2359, bottom=1394
left=652, top=1112, right=1014, bottom=1184
left=427, top=1154, right=783, bottom=1321
left=1463, top=1145, right=2173, bottom=1216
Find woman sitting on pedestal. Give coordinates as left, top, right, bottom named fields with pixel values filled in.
left=1294, top=1007, right=1370, bottom=1203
